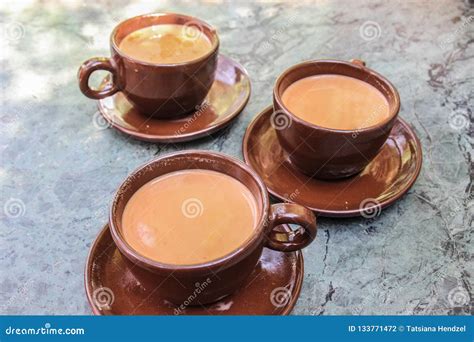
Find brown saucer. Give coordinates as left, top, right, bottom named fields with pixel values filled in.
left=97, top=55, right=250, bottom=143
left=243, top=106, right=423, bottom=218
left=85, top=225, right=304, bottom=315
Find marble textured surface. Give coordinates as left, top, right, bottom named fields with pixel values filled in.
left=0, top=0, right=472, bottom=315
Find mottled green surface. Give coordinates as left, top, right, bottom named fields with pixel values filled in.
left=0, top=0, right=472, bottom=315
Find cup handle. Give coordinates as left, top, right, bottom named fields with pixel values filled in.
left=350, top=59, right=366, bottom=67
left=77, top=57, right=119, bottom=99
left=264, top=203, right=317, bottom=252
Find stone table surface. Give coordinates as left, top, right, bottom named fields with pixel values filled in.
left=1, top=0, right=472, bottom=315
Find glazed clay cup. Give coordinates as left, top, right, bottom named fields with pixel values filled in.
left=109, top=150, right=317, bottom=305
left=273, top=59, right=400, bottom=179
left=78, top=13, right=219, bottom=118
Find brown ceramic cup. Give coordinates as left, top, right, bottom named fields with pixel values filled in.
left=78, top=13, right=219, bottom=118
left=273, top=59, right=400, bottom=179
left=108, top=150, right=317, bottom=305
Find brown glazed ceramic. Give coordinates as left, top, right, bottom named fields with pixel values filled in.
left=85, top=224, right=304, bottom=315
left=243, top=107, right=422, bottom=217
left=78, top=13, right=219, bottom=118
left=273, top=59, right=401, bottom=179
left=97, top=55, right=250, bottom=143
left=108, top=150, right=316, bottom=305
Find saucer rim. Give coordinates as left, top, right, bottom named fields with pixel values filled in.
left=242, top=106, right=423, bottom=218
left=97, top=54, right=251, bottom=143
left=85, top=224, right=304, bottom=315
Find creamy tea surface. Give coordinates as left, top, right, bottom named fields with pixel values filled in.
left=122, top=169, right=258, bottom=265
left=118, top=24, right=213, bottom=64
left=281, top=74, right=390, bottom=130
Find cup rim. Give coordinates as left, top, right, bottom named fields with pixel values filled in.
left=110, top=12, right=220, bottom=67
left=273, top=59, right=401, bottom=134
left=109, top=150, right=270, bottom=272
